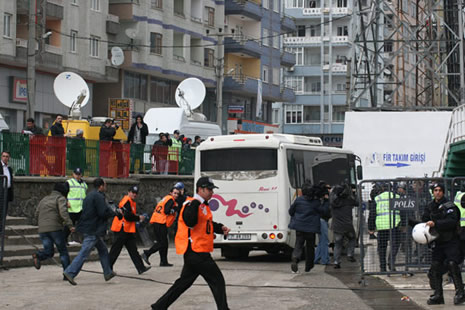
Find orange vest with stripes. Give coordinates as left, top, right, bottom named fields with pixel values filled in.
left=175, top=198, right=214, bottom=254
left=150, top=195, right=177, bottom=227
left=110, top=195, right=137, bottom=233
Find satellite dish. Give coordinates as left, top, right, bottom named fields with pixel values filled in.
left=125, top=28, right=138, bottom=39
left=54, top=72, right=90, bottom=119
left=111, top=47, right=124, bottom=66
left=175, top=78, right=206, bottom=117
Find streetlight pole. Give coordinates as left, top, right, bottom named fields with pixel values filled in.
left=215, top=28, right=225, bottom=134
left=26, top=0, right=36, bottom=120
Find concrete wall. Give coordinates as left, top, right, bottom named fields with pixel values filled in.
left=10, top=175, right=194, bottom=225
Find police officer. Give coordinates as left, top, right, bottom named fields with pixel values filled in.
left=109, top=186, right=151, bottom=275
left=423, top=183, right=465, bottom=305
left=66, top=168, right=87, bottom=243
left=142, top=187, right=180, bottom=266
left=368, top=183, right=401, bottom=272
left=151, top=177, right=230, bottom=310
left=454, top=183, right=465, bottom=253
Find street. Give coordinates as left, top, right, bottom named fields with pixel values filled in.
left=0, top=249, right=373, bottom=310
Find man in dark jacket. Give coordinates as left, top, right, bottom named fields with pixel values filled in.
left=128, top=115, right=149, bottom=173
left=99, top=119, right=117, bottom=141
left=32, top=182, right=73, bottom=271
left=50, top=114, right=65, bottom=137
left=63, top=178, right=121, bottom=285
left=330, top=183, right=358, bottom=269
left=289, top=182, right=329, bottom=273
left=23, top=118, right=43, bottom=135
left=422, top=183, right=465, bottom=305
left=0, top=151, right=13, bottom=221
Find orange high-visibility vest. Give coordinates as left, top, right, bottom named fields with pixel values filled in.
left=150, top=195, right=177, bottom=227
left=175, top=198, right=214, bottom=254
left=111, top=195, right=137, bottom=233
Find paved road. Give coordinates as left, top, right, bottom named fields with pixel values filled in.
left=1, top=249, right=373, bottom=310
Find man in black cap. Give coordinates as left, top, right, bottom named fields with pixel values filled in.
left=108, top=185, right=151, bottom=274
left=422, top=183, right=465, bottom=305
left=151, top=177, right=230, bottom=310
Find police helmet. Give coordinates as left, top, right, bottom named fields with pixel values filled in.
left=412, top=223, right=438, bottom=244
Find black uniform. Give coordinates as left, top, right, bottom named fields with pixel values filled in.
left=422, top=197, right=464, bottom=305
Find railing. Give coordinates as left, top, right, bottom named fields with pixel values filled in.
left=15, top=38, right=28, bottom=48
left=302, top=8, right=321, bottom=15
left=284, top=36, right=322, bottom=45
left=44, top=44, right=62, bottom=55
left=0, top=133, right=195, bottom=177
left=106, top=14, right=119, bottom=23
left=229, top=33, right=260, bottom=45
left=47, top=0, right=63, bottom=6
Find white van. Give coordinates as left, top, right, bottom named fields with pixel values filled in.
left=144, top=107, right=221, bottom=145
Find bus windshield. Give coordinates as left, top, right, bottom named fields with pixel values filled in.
left=287, top=149, right=355, bottom=187
left=201, top=148, right=278, bottom=171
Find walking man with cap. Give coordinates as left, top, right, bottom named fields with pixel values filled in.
left=109, top=185, right=151, bottom=274
left=151, top=177, right=230, bottom=310
left=66, top=168, right=87, bottom=244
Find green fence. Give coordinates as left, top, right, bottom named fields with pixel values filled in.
left=0, top=133, right=195, bottom=177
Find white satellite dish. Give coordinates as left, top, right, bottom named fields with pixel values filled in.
left=125, top=28, right=138, bottom=39
left=111, top=46, right=124, bottom=66
left=175, top=78, right=206, bottom=117
left=53, top=72, right=90, bottom=119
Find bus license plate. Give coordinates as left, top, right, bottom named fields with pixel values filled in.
left=227, top=234, right=251, bottom=240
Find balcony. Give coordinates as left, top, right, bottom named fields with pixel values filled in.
left=303, top=8, right=322, bottom=16
left=332, top=7, right=352, bottom=15
left=284, top=36, right=321, bottom=46
left=106, top=14, right=120, bottom=35
left=281, top=14, right=296, bottom=32
left=322, top=64, right=347, bottom=73
left=15, top=38, right=63, bottom=70
left=223, top=74, right=260, bottom=96
left=17, top=0, right=63, bottom=19
left=281, top=50, right=296, bottom=67
left=280, top=86, right=296, bottom=102
left=332, top=36, right=349, bottom=44
left=224, top=35, right=262, bottom=58
left=225, top=0, right=262, bottom=21
left=105, top=65, right=119, bottom=83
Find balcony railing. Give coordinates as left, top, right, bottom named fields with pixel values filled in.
left=332, top=36, right=349, bottom=43
left=332, top=7, right=352, bottom=15
left=303, top=8, right=322, bottom=15
left=44, top=44, right=62, bottom=55
left=47, top=0, right=63, bottom=6
left=284, top=36, right=322, bottom=45
left=16, top=38, right=28, bottom=48
left=107, top=14, right=119, bottom=23
left=302, top=7, right=352, bottom=16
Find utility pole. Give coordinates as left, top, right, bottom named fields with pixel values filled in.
left=459, top=0, right=465, bottom=105
left=26, top=0, right=37, bottom=120
left=214, top=28, right=225, bottom=134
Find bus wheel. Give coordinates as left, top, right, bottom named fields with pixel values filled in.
left=222, top=247, right=249, bottom=260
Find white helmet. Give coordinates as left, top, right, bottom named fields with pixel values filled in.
left=412, top=223, right=438, bottom=244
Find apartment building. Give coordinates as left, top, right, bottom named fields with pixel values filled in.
left=223, top=0, right=296, bottom=134
left=282, top=0, right=352, bottom=141
left=0, top=0, right=118, bottom=132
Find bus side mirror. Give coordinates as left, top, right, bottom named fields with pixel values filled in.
left=357, top=165, right=363, bottom=180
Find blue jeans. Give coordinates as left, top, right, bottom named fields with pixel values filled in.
left=37, top=230, right=70, bottom=270
left=64, top=234, right=112, bottom=278
left=314, top=219, right=330, bottom=264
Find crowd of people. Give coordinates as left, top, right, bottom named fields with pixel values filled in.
left=30, top=169, right=230, bottom=309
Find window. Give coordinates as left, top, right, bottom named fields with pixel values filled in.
left=333, top=105, right=346, bottom=122
left=286, top=150, right=353, bottom=188
left=286, top=0, right=304, bottom=8
left=311, top=82, right=321, bottom=93
left=384, top=40, right=393, bottom=52
left=124, top=71, right=148, bottom=100
left=91, top=0, right=100, bottom=11
left=70, top=30, right=77, bottom=52
left=305, top=0, right=316, bottom=8
left=272, top=68, right=280, bottom=85
left=285, top=76, right=303, bottom=93
left=89, top=36, right=99, bottom=57
left=337, top=0, right=347, bottom=7
left=151, top=79, right=174, bottom=104
left=272, top=108, right=280, bottom=124
left=71, top=0, right=78, bottom=5
left=3, top=13, right=11, bottom=38
left=263, top=0, right=269, bottom=9
left=273, top=0, right=279, bottom=12
left=285, top=104, right=302, bottom=123
left=297, top=25, right=306, bottom=37
left=336, top=83, right=345, bottom=92
left=206, top=7, right=215, bottom=27
left=201, top=149, right=277, bottom=171
left=174, top=0, right=184, bottom=16
left=303, top=106, right=320, bottom=122
left=150, top=32, right=163, bottom=55
left=289, top=47, right=303, bottom=65
left=337, top=26, right=348, bottom=36
left=262, top=66, right=269, bottom=83
left=151, top=0, right=162, bottom=9
left=204, top=48, right=214, bottom=67
left=273, top=32, right=279, bottom=49
left=263, top=29, right=269, bottom=46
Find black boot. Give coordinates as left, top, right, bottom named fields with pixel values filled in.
left=448, top=261, right=465, bottom=305
left=427, top=262, right=445, bottom=305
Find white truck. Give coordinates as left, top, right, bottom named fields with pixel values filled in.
left=343, top=111, right=452, bottom=179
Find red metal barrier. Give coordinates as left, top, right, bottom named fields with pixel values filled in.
left=99, top=141, right=130, bottom=178
left=29, top=136, right=66, bottom=176
left=151, top=145, right=178, bottom=174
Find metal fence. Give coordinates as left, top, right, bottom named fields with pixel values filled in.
left=0, top=176, right=9, bottom=268
left=358, top=177, right=462, bottom=278
left=0, top=133, right=196, bottom=177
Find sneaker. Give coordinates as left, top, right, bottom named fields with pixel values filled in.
left=159, top=262, right=173, bottom=267
left=291, top=260, right=298, bottom=273
left=32, top=253, right=41, bottom=270
left=68, top=241, right=80, bottom=246
left=138, top=266, right=151, bottom=275
left=141, top=252, right=151, bottom=265
left=63, top=272, right=77, bottom=286
left=104, top=271, right=117, bottom=282
left=347, top=256, right=356, bottom=263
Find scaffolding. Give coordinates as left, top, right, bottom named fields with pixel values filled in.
left=349, top=0, right=465, bottom=108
